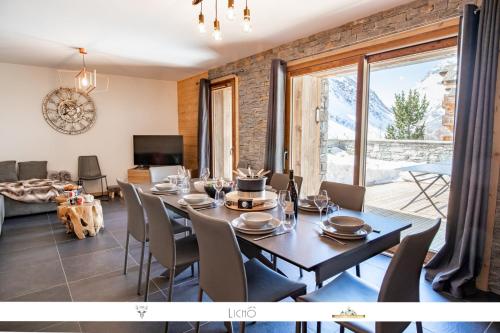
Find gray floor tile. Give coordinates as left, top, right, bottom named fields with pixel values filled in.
left=0, top=243, right=59, bottom=273
left=69, top=266, right=159, bottom=302
left=39, top=321, right=81, bottom=332
left=0, top=321, right=63, bottom=332
left=7, top=284, right=71, bottom=302
left=62, top=247, right=137, bottom=283
left=80, top=321, right=192, bottom=333
left=0, top=259, right=65, bottom=300
left=57, top=229, right=120, bottom=259
left=0, top=228, right=54, bottom=254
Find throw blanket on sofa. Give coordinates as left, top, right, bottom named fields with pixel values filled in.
left=0, top=179, right=66, bottom=203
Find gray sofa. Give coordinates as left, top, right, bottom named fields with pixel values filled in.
left=0, top=160, right=57, bottom=236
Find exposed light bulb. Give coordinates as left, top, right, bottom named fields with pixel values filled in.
left=81, top=75, right=89, bottom=87
left=213, top=19, right=222, bottom=40
left=226, top=0, right=235, bottom=20
left=243, top=6, right=251, bottom=33
left=198, top=13, right=206, bottom=33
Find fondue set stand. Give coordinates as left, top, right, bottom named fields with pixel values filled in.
left=224, top=176, right=277, bottom=211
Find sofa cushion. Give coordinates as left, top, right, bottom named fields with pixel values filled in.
left=18, top=161, right=48, bottom=180
left=0, top=160, right=18, bottom=182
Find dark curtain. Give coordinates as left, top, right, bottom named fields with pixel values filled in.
left=425, top=1, right=500, bottom=298
left=197, top=78, right=211, bottom=172
left=264, top=59, right=287, bottom=175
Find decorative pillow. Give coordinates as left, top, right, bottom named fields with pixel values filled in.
left=18, top=161, right=48, bottom=180
left=0, top=160, right=18, bottom=182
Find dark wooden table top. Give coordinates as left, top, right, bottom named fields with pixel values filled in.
left=139, top=184, right=411, bottom=273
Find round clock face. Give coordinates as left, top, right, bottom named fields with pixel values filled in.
left=42, top=87, right=96, bottom=135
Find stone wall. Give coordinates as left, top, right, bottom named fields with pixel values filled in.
left=208, top=0, right=466, bottom=169
left=490, top=169, right=500, bottom=294
left=329, top=139, right=454, bottom=163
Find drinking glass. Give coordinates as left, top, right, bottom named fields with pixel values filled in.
left=277, top=190, right=290, bottom=220
left=282, top=212, right=297, bottom=232
left=200, top=168, right=210, bottom=183
left=214, top=177, right=224, bottom=206
left=314, top=190, right=329, bottom=225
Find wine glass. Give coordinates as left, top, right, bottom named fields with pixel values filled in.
left=214, top=177, right=224, bottom=206
left=282, top=212, right=297, bottom=232
left=200, top=168, right=210, bottom=184
left=277, top=190, right=290, bottom=221
left=314, top=190, right=329, bottom=225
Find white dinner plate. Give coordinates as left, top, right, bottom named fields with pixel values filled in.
left=320, top=223, right=373, bottom=240
left=178, top=198, right=215, bottom=207
left=231, top=217, right=282, bottom=235
left=150, top=187, right=178, bottom=194
left=226, top=191, right=277, bottom=202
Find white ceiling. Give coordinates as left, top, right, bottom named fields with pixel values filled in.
left=0, top=0, right=413, bottom=81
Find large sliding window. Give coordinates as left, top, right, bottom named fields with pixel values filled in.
left=287, top=28, right=458, bottom=253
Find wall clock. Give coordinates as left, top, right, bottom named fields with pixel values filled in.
left=42, top=87, right=96, bottom=135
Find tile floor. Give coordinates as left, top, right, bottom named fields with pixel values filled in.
left=0, top=199, right=498, bottom=333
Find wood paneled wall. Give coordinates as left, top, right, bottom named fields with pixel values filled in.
left=177, top=72, right=208, bottom=175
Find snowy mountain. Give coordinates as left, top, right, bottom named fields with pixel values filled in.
left=327, top=58, right=457, bottom=140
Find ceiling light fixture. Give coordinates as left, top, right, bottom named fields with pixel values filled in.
left=193, top=0, right=252, bottom=38
left=243, top=0, right=251, bottom=33
left=212, top=0, right=222, bottom=41
left=75, top=48, right=96, bottom=94
left=198, top=0, right=206, bottom=33
left=226, top=0, right=235, bottom=20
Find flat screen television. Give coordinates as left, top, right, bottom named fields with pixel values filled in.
left=133, top=135, right=184, bottom=166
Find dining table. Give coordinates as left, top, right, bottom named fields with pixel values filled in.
left=139, top=184, right=412, bottom=287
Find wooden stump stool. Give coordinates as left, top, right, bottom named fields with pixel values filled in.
left=57, top=200, right=104, bottom=239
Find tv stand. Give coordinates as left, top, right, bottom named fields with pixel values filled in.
left=128, top=167, right=151, bottom=184
left=135, top=165, right=149, bottom=170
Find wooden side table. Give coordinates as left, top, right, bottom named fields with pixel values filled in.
left=57, top=200, right=104, bottom=239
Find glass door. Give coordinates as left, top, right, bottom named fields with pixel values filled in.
left=290, top=64, right=358, bottom=196
left=211, top=83, right=235, bottom=179
left=364, top=47, right=458, bottom=252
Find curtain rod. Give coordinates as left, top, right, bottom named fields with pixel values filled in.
left=196, top=69, right=245, bottom=85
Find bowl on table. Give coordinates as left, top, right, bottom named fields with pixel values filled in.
left=154, top=183, right=176, bottom=191
left=328, top=216, right=365, bottom=234
left=204, top=181, right=233, bottom=198
left=183, top=193, right=208, bottom=205
left=193, top=180, right=207, bottom=193
left=240, top=212, right=273, bottom=229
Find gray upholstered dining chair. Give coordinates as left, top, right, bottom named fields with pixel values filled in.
left=117, top=179, right=192, bottom=296
left=297, top=219, right=441, bottom=333
left=78, top=155, right=108, bottom=199
left=149, top=165, right=180, bottom=183
left=320, top=181, right=366, bottom=277
left=269, top=172, right=304, bottom=195
left=187, top=206, right=307, bottom=333
left=138, top=192, right=199, bottom=308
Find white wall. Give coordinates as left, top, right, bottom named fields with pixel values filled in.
left=0, top=62, right=178, bottom=189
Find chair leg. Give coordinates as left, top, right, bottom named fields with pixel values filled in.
left=272, top=255, right=277, bottom=271
left=137, top=242, right=146, bottom=295
left=295, top=322, right=301, bottom=333
left=144, top=252, right=153, bottom=302
left=356, top=264, right=361, bottom=277
left=339, top=325, right=345, bottom=333
left=191, top=263, right=195, bottom=277
left=316, top=321, right=321, bottom=333
left=195, top=288, right=203, bottom=333
left=123, top=232, right=130, bottom=275
left=165, top=321, right=169, bottom=333
left=239, top=322, right=245, bottom=333
left=167, top=267, right=175, bottom=302
left=416, top=321, right=423, bottom=333
left=299, top=268, right=303, bottom=278
left=301, top=321, right=307, bottom=333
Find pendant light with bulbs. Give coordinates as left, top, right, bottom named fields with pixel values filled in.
left=74, top=48, right=96, bottom=94
left=193, top=0, right=252, bottom=40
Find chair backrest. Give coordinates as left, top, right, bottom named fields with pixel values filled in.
left=319, top=181, right=366, bottom=211
left=270, top=173, right=304, bottom=195
left=149, top=166, right=180, bottom=183
left=117, top=179, right=147, bottom=242
left=138, top=192, right=176, bottom=269
left=187, top=206, right=247, bottom=302
left=78, top=155, right=102, bottom=178
left=376, top=219, right=441, bottom=333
